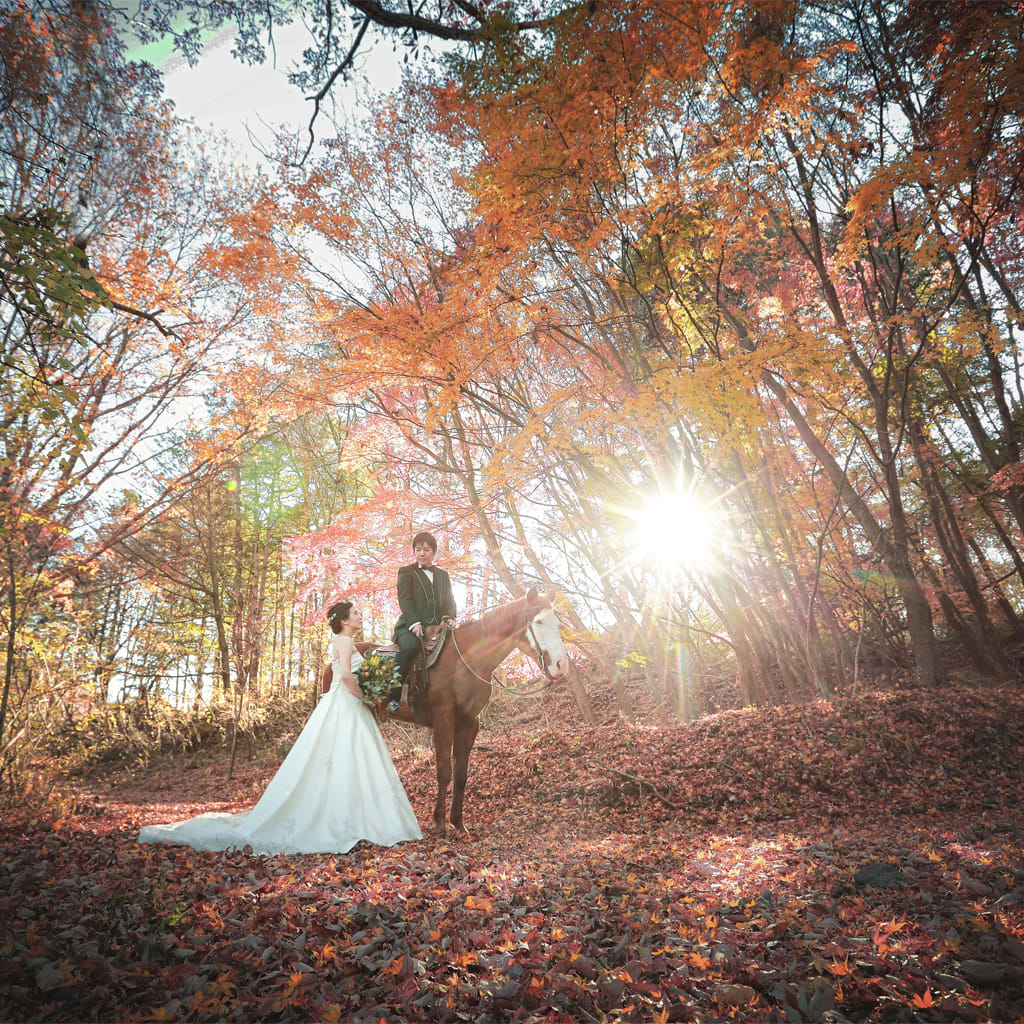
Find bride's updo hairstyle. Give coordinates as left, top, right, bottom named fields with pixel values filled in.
left=326, top=600, right=353, bottom=634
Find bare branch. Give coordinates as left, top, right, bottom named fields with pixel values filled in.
left=451, top=0, right=487, bottom=23
left=599, top=763, right=682, bottom=810
left=296, top=14, right=371, bottom=164
left=346, top=0, right=584, bottom=42
left=346, top=0, right=481, bottom=40
left=107, top=298, right=179, bottom=338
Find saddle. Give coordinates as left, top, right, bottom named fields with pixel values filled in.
left=372, top=623, right=449, bottom=672
left=356, top=625, right=451, bottom=724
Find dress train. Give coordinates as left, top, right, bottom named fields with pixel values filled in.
left=138, top=667, right=421, bottom=855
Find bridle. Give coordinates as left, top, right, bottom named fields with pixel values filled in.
left=449, top=604, right=560, bottom=697
left=525, top=614, right=557, bottom=681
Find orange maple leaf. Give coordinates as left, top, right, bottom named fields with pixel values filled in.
left=827, top=956, right=852, bottom=976
left=381, top=956, right=406, bottom=977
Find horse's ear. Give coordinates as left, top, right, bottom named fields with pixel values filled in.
left=526, top=586, right=538, bottom=603
left=548, top=590, right=557, bottom=605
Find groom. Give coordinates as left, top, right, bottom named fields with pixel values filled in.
left=390, top=531, right=457, bottom=712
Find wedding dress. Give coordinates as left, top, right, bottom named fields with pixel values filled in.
left=137, top=645, right=422, bottom=855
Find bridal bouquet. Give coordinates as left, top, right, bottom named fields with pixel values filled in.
left=356, top=650, right=401, bottom=713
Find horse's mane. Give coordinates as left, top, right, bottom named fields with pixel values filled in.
left=457, top=594, right=535, bottom=640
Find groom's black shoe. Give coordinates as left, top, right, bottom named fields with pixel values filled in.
left=390, top=702, right=417, bottom=724
left=387, top=686, right=402, bottom=713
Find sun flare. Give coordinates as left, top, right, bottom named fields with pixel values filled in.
left=626, top=491, right=718, bottom=572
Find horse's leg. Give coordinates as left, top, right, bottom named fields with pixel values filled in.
left=449, top=714, right=479, bottom=834
left=431, top=709, right=454, bottom=836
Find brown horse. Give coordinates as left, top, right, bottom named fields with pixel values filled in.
left=397, top=587, right=569, bottom=835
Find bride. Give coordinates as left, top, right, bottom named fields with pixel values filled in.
left=138, top=601, right=422, bottom=855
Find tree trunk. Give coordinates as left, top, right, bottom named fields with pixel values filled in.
left=760, top=370, right=943, bottom=687
left=0, top=553, right=18, bottom=776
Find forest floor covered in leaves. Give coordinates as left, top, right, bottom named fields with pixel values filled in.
left=2, top=683, right=1023, bottom=1023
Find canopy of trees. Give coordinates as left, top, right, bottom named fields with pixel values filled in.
left=2, top=0, right=1022, bottom=784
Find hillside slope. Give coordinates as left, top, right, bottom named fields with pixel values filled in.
left=1, top=684, right=1022, bottom=1022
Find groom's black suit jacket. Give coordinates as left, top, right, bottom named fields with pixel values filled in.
left=392, top=562, right=457, bottom=642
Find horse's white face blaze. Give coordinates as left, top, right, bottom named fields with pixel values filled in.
left=528, top=606, right=569, bottom=679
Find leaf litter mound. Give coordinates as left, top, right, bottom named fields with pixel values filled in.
left=1, top=683, right=1022, bottom=1022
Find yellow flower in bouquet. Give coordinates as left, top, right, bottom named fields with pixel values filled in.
left=355, top=650, right=401, bottom=710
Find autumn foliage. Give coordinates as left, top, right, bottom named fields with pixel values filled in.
left=2, top=2, right=1024, bottom=1022
left=2, top=683, right=1022, bottom=1022
left=224, top=0, right=1024, bottom=719
left=3, top=0, right=1022, bottom=771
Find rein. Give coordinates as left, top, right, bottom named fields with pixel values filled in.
left=449, top=616, right=555, bottom=699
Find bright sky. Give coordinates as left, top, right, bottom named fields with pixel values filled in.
left=117, top=19, right=410, bottom=480
left=150, top=19, right=403, bottom=156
